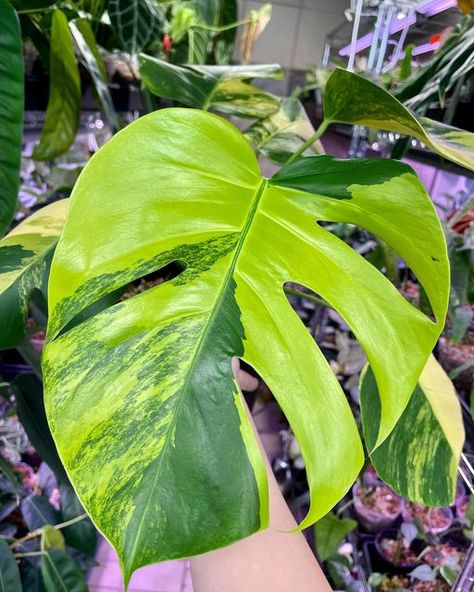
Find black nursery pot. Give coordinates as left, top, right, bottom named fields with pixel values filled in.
left=374, top=529, right=425, bottom=573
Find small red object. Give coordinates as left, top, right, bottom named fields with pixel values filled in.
left=162, top=34, right=172, bottom=54
left=429, top=34, right=441, bottom=45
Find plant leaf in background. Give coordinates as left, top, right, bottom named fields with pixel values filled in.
left=314, top=512, right=357, bottom=562
left=0, top=538, right=22, bottom=591
left=0, top=0, right=24, bottom=237
left=245, top=97, right=323, bottom=164
left=360, top=355, right=464, bottom=506
left=0, top=200, right=68, bottom=349
left=139, top=56, right=282, bottom=117
left=33, top=11, right=81, bottom=161
left=21, top=494, right=61, bottom=531
left=188, top=0, right=221, bottom=64
left=241, top=3, right=272, bottom=64
left=41, top=525, right=66, bottom=552
left=60, top=484, right=97, bottom=555
left=41, top=549, right=88, bottom=592
left=213, top=0, right=238, bottom=64
left=13, top=374, right=69, bottom=484
left=395, top=13, right=474, bottom=109
left=323, top=68, right=474, bottom=171
left=108, top=0, right=163, bottom=58
left=70, top=19, right=120, bottom=133
left=43, top=110, right=447, bottom=582
left=12, top=0, right=55, bottom=12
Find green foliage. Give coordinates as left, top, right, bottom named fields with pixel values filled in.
left=108, top=0, right=163, bottom=57
left=0, top=0, right=23, bottom=237
left=33, top=10, right=81, bottom=161
left=43, top=108, right=448, bottom=582
left=139, top=56, right=282, bottom=117
left=314, top=512, right=357, bottom=562
left=361, top=356, right=464, bottom=506
left=40, top=549, right=88, bottom=592
left=41, top=524, right=66, bottom=552
left=244, top=97, right=322, bottom=164
left=323, top=68, right=474, bottom=171
left=395, top=12, right=474, bottom=109
left=0, top=538, right=22, bottom=591
left=70, top=18, right=120, bottom=133
left=0, top=200, right=68, bottom=349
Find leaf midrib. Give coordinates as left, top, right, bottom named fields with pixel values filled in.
left=127, top=176, right=268, bottom=569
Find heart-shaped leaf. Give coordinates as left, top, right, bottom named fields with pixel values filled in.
left=323, top=68, right=474, bottom=171
left=33, top=10, right=81, bottom=161
left=139, top=56, right=282, bottom=118
left=0, top=0, right=23, bottom=236
left=360, top=355, right=464, bottom=506
left=43, top=110, right=448, bottom=583
left=0, top=200, right=68, bottom=349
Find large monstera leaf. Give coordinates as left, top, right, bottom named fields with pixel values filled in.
left=43, top=109, right=448, bottom=583
left=323, top=68, right=474, bottom=171
left=361, top=355, right=464, bottom=507
left=139, top=55, right=282, bottom=118
left=0, top=200, right=68, bottom=349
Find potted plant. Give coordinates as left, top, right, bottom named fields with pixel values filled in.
left=402, top=502, right=454, bottom=536
left=353, top=484, right=402, bottom=533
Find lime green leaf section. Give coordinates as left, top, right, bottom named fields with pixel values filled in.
left=244, top=97, right=322, bottom=164
left=139, top=55, right=282, bottom=118
left=272, top=155, right=448, bottom=446
left=0, top=539, right=22, bottom=592
left=43, top=110, right=447, bottom=582
left=70, top=19, right=120, bottom=133
left=41, top=549, right=87, bottom=592
left=41, top=525, right=66, bottom=552
left=323, top=68, right=474, bottom=171
left=360, top=355, right=464, bottom=506
left=314, top=512, right=357, bottom=562
left=0, top=0, right=23, bottom=236
left=33, top=11, right=81, bottom=161
left=0, top=200, right=68, bottom=349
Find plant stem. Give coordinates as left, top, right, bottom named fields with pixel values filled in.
left=11, top=513, right=88, bottom=549
left=14, top=551, right=45, bottom=559
left=192, top=19, right=251, bottom=33
left=285, top=119, right=329, bottom=165
left=283, top=287, right=329, bottom=309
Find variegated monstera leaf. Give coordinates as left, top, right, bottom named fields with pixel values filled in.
left=43, top=109, right=449, bottom=584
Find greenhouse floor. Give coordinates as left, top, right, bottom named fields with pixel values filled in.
left=88, top=538, right=193, bottom=592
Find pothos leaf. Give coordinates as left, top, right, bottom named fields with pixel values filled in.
left=0, top=200, right=68, bottom=349
left=33, top=11, right=81, bottom=161
left=0, top=0, right=23, bottom=236
left=323, top=68, right=474, bottom=171
left=361, top=355, right=464, bottom=506
left=139, top=55, right=282, bottom=118
left=0, top=538, right=22, bottom=592
left=43, top=110, right=448, bottom=583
